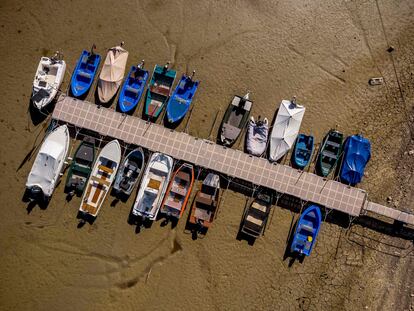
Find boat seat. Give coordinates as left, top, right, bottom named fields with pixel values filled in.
left=196, top=192, right=214, bottom=206
left=252, top=202, right=267, bottom=213
left=91, top=183, right=105, bottom=204
left=150, top=84, right=170, bottom=96
left=119, top=179, right=131, bottom=191
left=299, top=222, right=315, bottom=234
left=322, top=150, right=337, bottom=159
left=326, top=141, right=340, bottom=148
left=91, top=175, right=110, bottom=187
left=164, top=199, right=182, bottom=211
left=176, top=171, right=190, bottom=181
left=126, top=86, right=139, bottom=94
left=148, top=178, right=161, bottom=190
left=82, top=203, right=98, bottom=215
left=246, top=215, right=263, bottom=226
left=98, top=165, right=113, bottom=174
left=78, top=71, right=92, bottom=79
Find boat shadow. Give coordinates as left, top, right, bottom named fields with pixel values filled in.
left=93, top=85, right=118, bottom=109
left=22, top=189, right=50, bottom=213
left=28, top=98, right=56, bottom=126
left=127, top=213, right=153, bottom=234
left=76, top=211, right=96, bottom=226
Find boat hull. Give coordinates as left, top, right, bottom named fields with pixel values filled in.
left=113, top=147, right=145, bottom=196
left=118, top=65, right=149, bottom=113
left=70, top=50, right=101, bottom=98
left=292, top=134, right=314, bottom=170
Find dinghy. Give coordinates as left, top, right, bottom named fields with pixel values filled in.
left=240, top=192, right=272, bottom=238
left=246, top=116, right=268, bottom=156
left=113, top=147, right=145, bottom=196
left=118, top=60, right=149, bottom=113
left=290, top=205, right=322, bottom=256
left=79, top=140, right=121, bottom=218
left=25, top=125, right=69, bottom=202
left=32, top=52, right=66, bottom=109
left=339, top=134, right=371, bottom=186
left=219, top=93, right=253, bottom=147
left=189, top=173, right=220, bottom=230
left=70, top=48, right=101, bottom=97
left=166, top=72, right=199, bottom=124
left=65, top=137, right=96, bottom=196
left=144, top=63, right=176, bottom=119
left=269, top=97, right=305, bottom=162
left=315, top=129, right=343, bottom=177
left=291, top=134, right=314, bottom=170
left=132, top=152, right=173, bottom=221
left=97, top=44, right=129, bottom=103
left=160, top=163, right=195, bottom=220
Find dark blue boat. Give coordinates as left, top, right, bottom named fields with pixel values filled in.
left=166, top=73, right=199, bottom=123
left=339, top=134, right=371, bottom=186
left=70, top=50, right=101, bottom=97
left=290, top=205, right=322, bottom=256
left=292, top=134, right=314, bottom=169
left=118, top=61, right=149, bottom=113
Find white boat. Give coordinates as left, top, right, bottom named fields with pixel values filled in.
left=25, top=125, right=70, bottom=201
left=246, top=116, right=268, bottom=157
left=32, top=53, right=66, bottom=109
left=98, top=45, right=129, bottom=103
left=132, top=152, right=173, bottom=221
left=79, top=140, right=121, bottom=217
left=269, top=98, right=305, bottom=162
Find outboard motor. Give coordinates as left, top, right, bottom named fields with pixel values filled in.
left=28, top=186, right=45, bottom=202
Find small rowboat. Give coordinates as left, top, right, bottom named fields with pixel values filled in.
left=166, top=72, right=199, bottom=124
left=160, top=163, right=195, bottom=220
left=144, top=63, right=176, bottom=120
left=132, top=152, right=173, bottom=221
left=65, top=137, right=96, bottom=196
left=113, top=147, right=145, bottom=197
left=290, top=205, right=322, bottom=256
left=291, top=134, right=314, bottom=170
left=79, top=140, right=121, bottom=218
left=189, top=173, right=220, bottom=231
left=118, top=61, right=149, bottom=113
left=240, top=191, right=272, bottom=238
left=315, top=129, right=343, bottom=177
left=219, top=93, right=253, bottom=147
left=70, top=49, right=101, bottom=97
left=31, top=52, right=66, bottom=109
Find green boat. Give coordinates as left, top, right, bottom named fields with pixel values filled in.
left=144, top=62, right=177, bottom=120
left=315, top=129, right=343, bottom=177
left=65, top=137, right=96, bottom=196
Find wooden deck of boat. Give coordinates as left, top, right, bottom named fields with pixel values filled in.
left=52, top=95, right=414, bottom=226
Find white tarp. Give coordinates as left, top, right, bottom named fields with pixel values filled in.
left=269, top=100, right=305, bottom=162
left=98, top=46, right=129, bottom=103
left=246, top=118, right=268, bottom=156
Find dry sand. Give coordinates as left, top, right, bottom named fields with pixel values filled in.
left=0, top=0, right=414, bottom=310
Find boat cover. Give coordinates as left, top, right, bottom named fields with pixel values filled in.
left=246, top=119, right=268, bottom=156
left=340, top=135, right=371, bottom=185
left=98, top=46, right=129, bottom=103
left=269, top=100, right=305, bottom=161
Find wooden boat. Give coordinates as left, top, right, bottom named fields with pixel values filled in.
left=70, top=49, right=101, bottom=97
left=144, top=63, right=176, bottom=119
left=132, top=152, right=173, bottom=221
left=315, top=129, right=343, bottom=177
left=160, top=163, right=195, bottom=220
left=240, top=192, right=272, bottom=238
left=97, top=45, right=129, bottom=103
left=291, top=134, right=314, bottom=170
left=246, top=116, right=268, bottom=156
left=65, top=137, right=96, bottom=196
left=219, top=93, right=253, bottom=147
left=189, top=173, right=220, bottom=229
left=25, top=125, right=69, bottom=202
left=118, top=60, right=149, bottom=113
left=31, top=52, right=66, bottom=109
left=113, top=147, right=145, bottom=196
left=79, top=140, right=121, bottom=218
left=166, top=72, right=199, bottom=124
left=290, top=205, right=322, bottom=256
left=339, top=134, right=371, bottom=186
left=269, top=98, right=305, bottom=162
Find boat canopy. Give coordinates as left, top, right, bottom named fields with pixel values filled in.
left=340, top=135, right=371, bottom=185
left=269, top=100, right=305, bottom=161
left=246, top=119, right=268, bottom=156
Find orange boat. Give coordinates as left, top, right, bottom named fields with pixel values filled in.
left=160, top=163, right=195, bottom=220
left=189, top=173, right=220, bottom=229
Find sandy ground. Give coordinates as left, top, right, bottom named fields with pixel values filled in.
left=0, top=0, right=413, bottom=310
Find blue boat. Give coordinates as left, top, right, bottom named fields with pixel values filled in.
left=118, top=61, right=149, bottom=113
left=70, top=49, right=101, bottom=97
left=290, top=205, right=322, bottom=256
left=144, top=63, right=176, bottom=119
left=292, top=134, right=314, bottom=169
left=339, top=134, right=371, bottom=186
left=166, top=72, right=199, bottom=123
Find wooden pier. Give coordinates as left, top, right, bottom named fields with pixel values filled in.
left=52, top=95, right=414, bottom=226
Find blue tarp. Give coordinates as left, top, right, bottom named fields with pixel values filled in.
left=340, top=135, right=371, bottom=185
